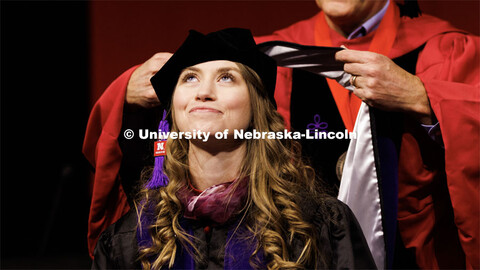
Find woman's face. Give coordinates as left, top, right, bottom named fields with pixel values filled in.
left=172, top=60, right=252, bottom=139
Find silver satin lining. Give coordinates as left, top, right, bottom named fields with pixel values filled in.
left=338, top=103, right=385, bottom=270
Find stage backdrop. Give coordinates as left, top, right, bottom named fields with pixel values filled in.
left=89, top=0, right=480, bottom=107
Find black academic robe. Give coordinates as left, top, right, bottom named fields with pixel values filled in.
left=92, top=197, right=376, bottom=269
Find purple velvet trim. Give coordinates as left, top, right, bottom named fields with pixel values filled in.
left=136, top=199, right=154, bottom=248
left=225, top=221, right=265, bottom=269
left=146, top=110, right=170, bottom=189
left=136, top=204, right=195, bottom=269
left=171, top=219, right=195, bottom=270
left=137, top=214, right=264, bottom=269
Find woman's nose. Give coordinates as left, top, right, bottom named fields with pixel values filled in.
left=196, top=80, right=216, bottom=101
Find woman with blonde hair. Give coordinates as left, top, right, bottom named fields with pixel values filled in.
left=92, top=28, right=375, bottom=269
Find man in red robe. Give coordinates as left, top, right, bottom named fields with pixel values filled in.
left=83, top=0, right=479, bottom=268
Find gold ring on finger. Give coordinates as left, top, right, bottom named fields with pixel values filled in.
left=352, top=75, right=358, bottom=88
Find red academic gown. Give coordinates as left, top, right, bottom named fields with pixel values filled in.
left=83, top=5, right=479, bottom=268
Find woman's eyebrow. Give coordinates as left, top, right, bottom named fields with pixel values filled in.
left=180, top=66, right=240, bottom=75
left=216, top=67, right=240, bottom=73
left=181, top=67, right=201, bottom=74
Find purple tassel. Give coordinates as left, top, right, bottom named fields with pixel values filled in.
left=146, top=110, right=170, bottom=189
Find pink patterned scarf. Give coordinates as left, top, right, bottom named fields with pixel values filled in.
left=176, top=177, right=249, bottom=224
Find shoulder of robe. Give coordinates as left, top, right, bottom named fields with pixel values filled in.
left=417, top=31, right=480, bottom=74
left=98, top=209, right=138, bottom=245
left=298, top=193, right=353, bottom=232
left=111, top=208, right=139, bottom=235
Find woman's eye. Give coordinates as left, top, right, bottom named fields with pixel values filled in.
left=186, top=76, right=197, bottom=82
left=219, top=73, right=234, bottom=82
left=182, top=73, right=198, bottom=83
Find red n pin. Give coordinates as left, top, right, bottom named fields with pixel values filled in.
left=154, top=141, right=166, bottom=156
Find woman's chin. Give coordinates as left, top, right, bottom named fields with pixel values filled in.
left=180, top=122, right=226, bottom=134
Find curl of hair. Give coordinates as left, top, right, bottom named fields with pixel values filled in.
left=136, top=63, right=329, bottom=269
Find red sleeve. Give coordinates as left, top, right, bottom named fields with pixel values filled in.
left=417, top=32, right=480, bottom=269
left=83, top=66, right=139, bottom=258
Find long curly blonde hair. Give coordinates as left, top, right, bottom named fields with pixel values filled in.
left=136, top=63, right=329, bottom=269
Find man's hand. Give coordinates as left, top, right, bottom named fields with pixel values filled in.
left=126, top=52, right=173, bottom=108
left=336, top=49, right=433, bottom=124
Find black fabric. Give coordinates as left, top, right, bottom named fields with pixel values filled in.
left=257, top=40, right=344, bottom=73
left=150, top=28, right=277, bottom=108
left=368, top=46, right=426, bottom=263
left=92, top=210, right=140, bottom=269
left=92, top=197, right=376, bottom=269
left=290, top=69, right=349, bottom=194
left=398, top=1, right=422, bottom=18
left=192, top=221, right=229, bottom=270
left=301, top=196, right=378, bottom=269
left=369, top=106, right=404, bottom=268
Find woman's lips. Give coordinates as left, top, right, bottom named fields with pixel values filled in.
left=189, top=107, right=222, bottom=113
